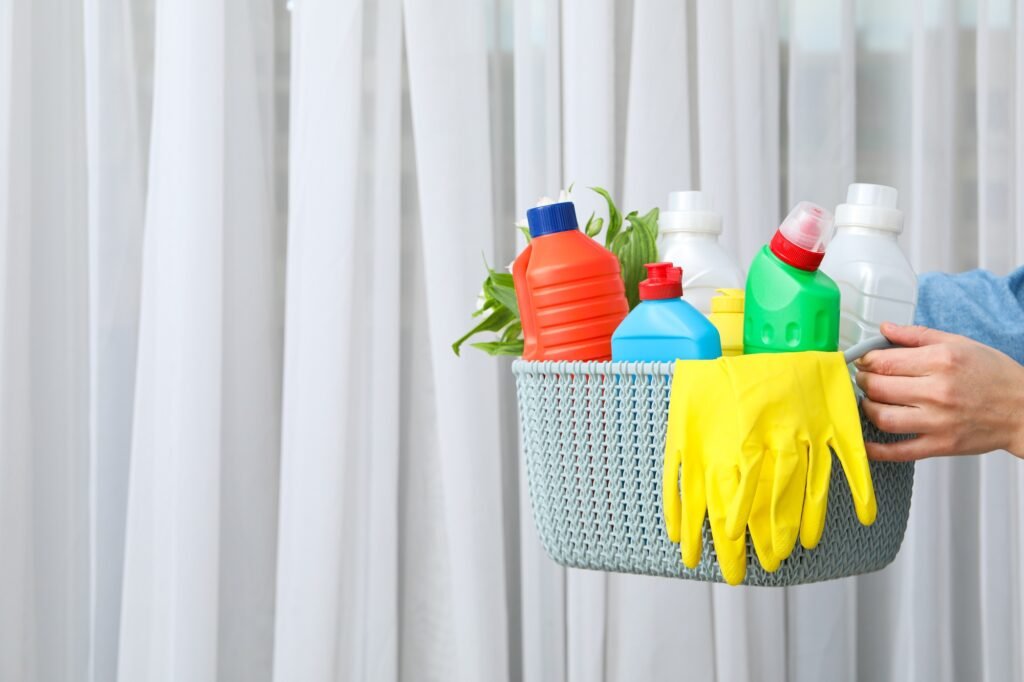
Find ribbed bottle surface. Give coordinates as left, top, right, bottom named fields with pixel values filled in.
left=515, top=229, right=629, bottom=361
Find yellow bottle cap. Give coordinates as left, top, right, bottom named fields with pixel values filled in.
left=711, top=288, right=745, bottom=313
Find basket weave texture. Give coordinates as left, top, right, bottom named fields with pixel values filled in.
left=512, top=359, right=915, bottom=586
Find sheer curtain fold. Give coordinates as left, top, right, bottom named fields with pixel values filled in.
left=620, top=0, right=692, bottom=211
left=906, top=0, right=960, bottom=273
left=31, top=0, right=92, bottom=676
left=0, top=0, right=91, bottom=680
left=363, top=0, right=402, bottom=679
left=117, top=0, right=225, bottom=679
left=975, top=5, right=1023, bottom=682
left=220, top=1, right=280, bottom=680
left=82, top=0, right=146, bottom=677
left=272, top=1, right=367, bottom=681
left=402, top=1, right=510, bottom=680
left=513, top=2, right=568, bottom=682
left=0, top=1, right=34, bottom=680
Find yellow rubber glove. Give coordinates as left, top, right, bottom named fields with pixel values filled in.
left=722, top=352, right=877, bottom=566
left=662, top=351, right=877, bottom=583
left=662, top=360, right=749, bottom=585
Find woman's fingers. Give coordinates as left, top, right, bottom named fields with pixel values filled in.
left=856, top=332, right=965, bottom=379
left=878, top=322, right=960, bottom=348
left=866, top=435, right=950, bottom=461
left=856, top=347, right=937, bottom=377
left=855, top=371, right=932, bottom=405
left=861, top=397, right=934, bottom=435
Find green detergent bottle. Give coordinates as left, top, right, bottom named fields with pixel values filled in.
left=744, top=201, right=840, bottom=354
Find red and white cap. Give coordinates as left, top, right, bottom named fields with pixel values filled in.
left=638, top=262, right=683, bottom=300
left=769, top=201, right=834, bottom=271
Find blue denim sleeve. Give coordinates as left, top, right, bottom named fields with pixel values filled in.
left=914, top=266, right=1024, bottom=364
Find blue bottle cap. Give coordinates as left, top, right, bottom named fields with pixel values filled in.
left=526, top=202, right=579, bottom=238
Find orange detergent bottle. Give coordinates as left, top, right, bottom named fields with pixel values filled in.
left=512, top=201, right=629, bottom=361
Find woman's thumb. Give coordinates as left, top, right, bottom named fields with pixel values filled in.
left=879, top=322, right=953, bottom=347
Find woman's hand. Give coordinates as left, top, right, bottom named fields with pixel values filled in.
left=855, top=322, right=1024, bottom=461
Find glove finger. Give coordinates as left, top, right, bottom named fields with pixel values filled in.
left=821, top=353, right=878, bottom=527
left=662, top=363, right=691, bottom=543
left=799, top=438, right=832, bottom=550
left=798, top=438, right=831, bottom=548
left=769, top=444, right=805, bottom=562
left=724, top=445, right=765, bottom=540
left=748, top=450, right=781, bottom=573
left=662, top=443, right=683, bottom=543
left=679, top=450, right=708, bottom=568
left=708, top=492, right=748, bottom=586
left=830, top=428, right=877, bottom=527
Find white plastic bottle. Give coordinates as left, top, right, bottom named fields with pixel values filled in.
left=820, top=183, right=918, bottom=350
left=658, top=191, right=744, bottom=314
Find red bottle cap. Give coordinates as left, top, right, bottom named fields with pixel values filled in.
left=638, top=262, right=683, bottom=300
left=769, top=201, right=833, bottom=271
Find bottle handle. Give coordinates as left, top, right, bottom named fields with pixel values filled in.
left=843, top=336, right=896, bottom=365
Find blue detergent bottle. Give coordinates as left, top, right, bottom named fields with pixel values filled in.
left=612, top=263, right=723, bottom=362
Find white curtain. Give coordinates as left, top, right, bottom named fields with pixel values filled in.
left=1, top=1, right=1023, bottom=681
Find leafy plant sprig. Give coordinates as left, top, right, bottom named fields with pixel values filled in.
left=453, top=187, right=660, bottom=356
left=587, top=187, right=659, bottom=310
left=451, top=263, right=524, bottom=356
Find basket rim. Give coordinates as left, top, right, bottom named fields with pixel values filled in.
left=511, top=358, right=677, bottom=376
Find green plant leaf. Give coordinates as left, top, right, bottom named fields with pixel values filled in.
left=585, top=215, right=604, bottom=238
left=472, top=296, right=498, bottom=317
left=489, top=269, right=514, bottom=286
left=590, top=186, right=622, bottom=246
left=452, top=307, right=515, bottom=356
left=485, top=270, right=520, bottom=317
left=501, top=321, right=522, bottom=342
left=625, top=234, right=645, bottom=309
left=606, top=229, right=630, bottom=308
left=630, top=207, right=660, bottom=242
left=629, top=210, right=658, bottom=265
left=471, top=340, right=525, bottom=356
left=518, top=225, right=532, bottom=243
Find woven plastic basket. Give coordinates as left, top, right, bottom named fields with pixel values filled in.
left=513, top=359, right=915, bottom=586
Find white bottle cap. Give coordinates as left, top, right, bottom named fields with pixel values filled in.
left=661, top=190, right=723, bottom=234
left=834, top=183, right=903, bottom=233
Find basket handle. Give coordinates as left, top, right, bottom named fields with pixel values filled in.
left=843, top=336, right=896, bottom=365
